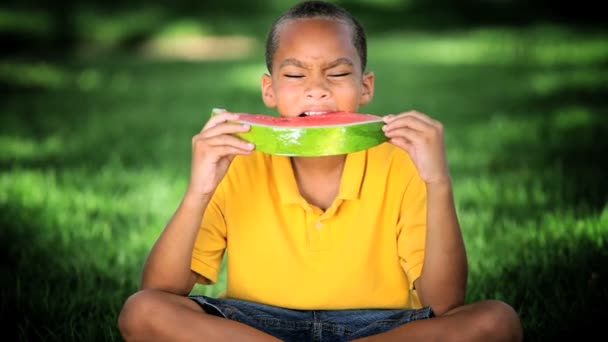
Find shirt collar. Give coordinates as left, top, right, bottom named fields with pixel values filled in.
left=272, top=154, right=303, bottom=205
left=272, top=150, right=366, bottom=205
left=336, top=149, right=366, bottom=200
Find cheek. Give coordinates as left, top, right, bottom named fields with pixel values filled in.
left=334, top=84, right=361, bottom=104
left=276, top=82, right=299, bottom=94
left=275, top=83, right=300, bottom=106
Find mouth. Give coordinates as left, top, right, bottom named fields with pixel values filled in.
left=299, top=111, right=332, bottom=117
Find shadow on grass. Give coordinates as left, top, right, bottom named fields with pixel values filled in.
left=533, top=83, right=608, bottom=109
left=467, top=68, right=608, bottom=341
left=540, top=84, right=608, bottom=211
left=471, top=234, right=608, bottom=341
left=489, top=81, right=608, bottom=214
left=0, top=202, right=140, bottom=341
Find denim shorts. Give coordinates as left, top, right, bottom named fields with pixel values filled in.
left=189, top=295, right=434, bottom=342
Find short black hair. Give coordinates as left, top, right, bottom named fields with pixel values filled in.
left=265, top=0, right=367, bottom=73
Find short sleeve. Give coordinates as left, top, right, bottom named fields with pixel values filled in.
left=191, top=189, right=227, bottom=284
left=397, top=170, right=427, bottom=291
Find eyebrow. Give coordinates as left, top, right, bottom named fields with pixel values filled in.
left=326, top=57, right=354, bottom=69
left=279, top=58, right=306, bottom=69
left=279, top=57, right=354, bottom=69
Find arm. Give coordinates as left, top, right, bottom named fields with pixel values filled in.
left=415, top=180, right=467, bottom=314
left=140, top=192, right=212, bottom=295
left=384, top=111, right=467, bottom=315
left=140, top=112, right=254, bottom=295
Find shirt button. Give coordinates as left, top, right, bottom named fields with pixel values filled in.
left=315, top=221, right=323, bottom=229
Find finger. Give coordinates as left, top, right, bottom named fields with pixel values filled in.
left=214, top=145, right=255, bottom=157
left=383, top=111, right=419, bottom=123
left=384, top=126, right=423, bottom=142
left=383, top=114, right=434, bottom=133
left=201, top=112, right=240, bottom=132
left=403, top=111, right=438, bottom=126
left=384, top=111, right=440, bottom=129
left=382, top=114, right=397, bottom=123
left=200, top=121, right=251, bottom=138
left=192, top=133, right=255, bottom=154
left=205, top=134, right=255, bottom=151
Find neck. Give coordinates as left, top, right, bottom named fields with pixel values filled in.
left=290, top=155, right=346, bottom=177
left=290, top=155, right=347, bottom=210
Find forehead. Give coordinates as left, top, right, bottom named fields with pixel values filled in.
left=278, top=17, right=353, bottom=37
left=273, top=18, right=359, bottom=65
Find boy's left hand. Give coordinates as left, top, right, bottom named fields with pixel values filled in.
left=383, top=111, right=450, bottom=184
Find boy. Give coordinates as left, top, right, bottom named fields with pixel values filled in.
left=118, top=1, right=523, bottom=341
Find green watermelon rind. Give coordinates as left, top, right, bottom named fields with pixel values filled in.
left=211, top=108, right=388, bottom=157
left=238, top=121, right=386, bottom=156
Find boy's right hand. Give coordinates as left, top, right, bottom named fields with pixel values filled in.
left=188, top=112, right=254, bottom=197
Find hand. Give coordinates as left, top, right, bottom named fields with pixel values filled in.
left=383, top=111, right=450, bottom=184
left=188, top=112, right=254, bottom=197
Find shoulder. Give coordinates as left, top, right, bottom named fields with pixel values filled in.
left=227, top=151, right=269, bottom=174
left=218, top=151, right=274, bottom=190
left=364, top=143, right=423, bottom=195
left=213, top=151, right=272, bottom=203
left=366, top=142, right=417, bottom=174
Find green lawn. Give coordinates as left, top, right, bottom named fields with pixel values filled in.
left=1, top=21, right=607, bottom=341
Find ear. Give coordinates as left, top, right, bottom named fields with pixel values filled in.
left=261, top=73, right=277, bottom=108
left=359, top=71, right=375, bottom=106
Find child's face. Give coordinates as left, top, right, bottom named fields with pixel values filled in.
left=261, top=18, right=374, bottom=118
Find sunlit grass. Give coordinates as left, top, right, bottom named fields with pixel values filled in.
left=0, top=165, right=190, bottom=341
left=370, top=26, right=608, bottom=66
left=154, top=18, right=212, bottom=38
left=141, top=35, right=259, bottom=61
left=225, top=62, right=268, bottom=93
left=74, top=7, right=166, bottom=47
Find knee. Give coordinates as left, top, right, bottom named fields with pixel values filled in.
left=118, top=289, right=163, bottom=341
left=477, top=300, right=523, bottom=342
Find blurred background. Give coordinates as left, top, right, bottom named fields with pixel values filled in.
left=1, top=0, right=607, bottom=341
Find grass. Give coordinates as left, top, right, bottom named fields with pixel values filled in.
left=1, top=19, right=607, bottom=341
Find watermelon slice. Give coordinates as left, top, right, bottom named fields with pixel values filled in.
left=211, top=108, right=387, bottom=156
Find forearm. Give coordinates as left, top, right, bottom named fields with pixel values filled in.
left=140, top=190, right=211, bottom=294
left=418, top=180, right=467, bottom=314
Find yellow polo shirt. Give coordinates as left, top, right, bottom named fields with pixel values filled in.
left=191, top=142, right=427, bottom=310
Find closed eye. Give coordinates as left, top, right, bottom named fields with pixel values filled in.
left=329, top=72, right=351, bottom=77
left=284, top=74, right=304, bottom=78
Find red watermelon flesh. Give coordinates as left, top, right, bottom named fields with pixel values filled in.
left=233, top=112, right=383, bottom=127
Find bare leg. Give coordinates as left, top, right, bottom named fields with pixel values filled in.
left=353, top=300, right=523, bottom=342
left=118, top=289, right=281, bottom=342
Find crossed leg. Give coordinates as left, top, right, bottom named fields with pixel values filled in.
left=118, top=289, right=280, bottom=342
left=353, top=300, right=523, bottom=342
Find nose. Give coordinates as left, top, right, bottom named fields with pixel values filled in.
left=305, top=75, right=330, bottom=100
